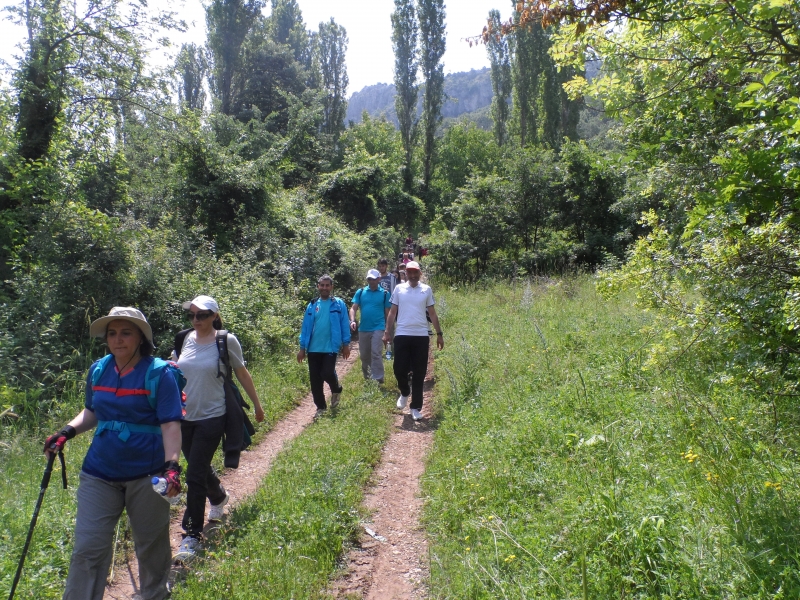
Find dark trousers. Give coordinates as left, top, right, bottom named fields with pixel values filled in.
left=307, top=352, right=342, bottom=409
left=393, top=335, right=430, bottom=410
left=181, top=415, right=227, bottom=538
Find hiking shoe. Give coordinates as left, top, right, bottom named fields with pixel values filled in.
left=175, top=536, right=201, bottom=563
left=330, top=393, right=341, bottom=408
left=314, top=408, right=327, bottom=419
left=411, top=409, right=423, bottom=421
left=208, top=492, right=229, bottom=521
left=396, top=395, right=408, bottom=409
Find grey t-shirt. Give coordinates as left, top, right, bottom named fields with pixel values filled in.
left=177, top=332, right=245, bottom=422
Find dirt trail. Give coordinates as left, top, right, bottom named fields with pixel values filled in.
left=331, top=349, right=436, bottom=600
left=104, top=344, right=359, bottom=599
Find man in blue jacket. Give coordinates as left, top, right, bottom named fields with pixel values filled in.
left=297, top=274, right=352, bottom=417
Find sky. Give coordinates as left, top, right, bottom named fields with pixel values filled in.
left=0, top=0, right=510, bottom=97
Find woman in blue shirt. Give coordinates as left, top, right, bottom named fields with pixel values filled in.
left=44, top=307, right=183, bottom=600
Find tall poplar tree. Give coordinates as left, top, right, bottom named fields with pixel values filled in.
left=176, top=44, right=208, bottom=112
left=510, top=17, right=547, bottom=147
left=417, top=0, right=445, bottom=192
left=486, top=9, right=512, bottom=146
left=391, top=0, right=418, bottom=191
left=269, top=0, right=308, bottom=63
left=206, top=0, right=264, bottom=115
left=317, top=18, right=349, bottom=140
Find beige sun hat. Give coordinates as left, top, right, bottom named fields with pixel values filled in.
left=89, top=307, right=153, bottom=343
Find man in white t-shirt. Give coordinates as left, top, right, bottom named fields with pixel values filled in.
left=383, top=261, right=444, bottom=421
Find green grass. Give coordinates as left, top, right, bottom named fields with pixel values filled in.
left=171, top=361, right=397, bottom=599
left=423, top=277, right=800, bottom=599
left=0, top=353, right=305, bottom=599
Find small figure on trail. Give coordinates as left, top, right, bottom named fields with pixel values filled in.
left=350, top=269, right=391, bottom=384
left=297, top=275, right=351, bottom=418
left=377, top=258, right=397, bottom=295
left=398, top=269, right=408, bottom=283
left=173, top=295, right=264, bottom=562
left=377, top=258, right=398, bottom=360
left=45, top=307, right=183, bottom=600
left=402, top=253, right=411, bottom=265
left=383, top=262, right=444, bottom=421
left=405, top=234, right=413, bottom=247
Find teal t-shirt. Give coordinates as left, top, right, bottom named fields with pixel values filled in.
left=352, top=286, right=391, bottom=332
left=308, top=299, right=333, bottom=352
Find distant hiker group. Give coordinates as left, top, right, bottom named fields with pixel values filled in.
left=38, top=247, right=441, bottom=600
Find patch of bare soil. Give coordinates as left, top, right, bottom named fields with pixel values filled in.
left=330, top=348, right=437, bottom=600
left=104, top=344, right=359, bottom=599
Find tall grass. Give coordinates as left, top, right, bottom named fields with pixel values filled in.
left=0, top=353, right=305, bottom=599
left=423, top=277, right=800, bottom=598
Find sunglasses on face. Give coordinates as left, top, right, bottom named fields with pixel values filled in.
left=186, top=311, right=214, bottom=321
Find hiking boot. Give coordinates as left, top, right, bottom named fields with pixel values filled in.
left=314, top=408, right=327, bottom=419
left=208, top=492, right=229, bottom=521
left=330, top=393, right=341, bottom=408
left=175, top=536, right=201, bottom=563
left=411, top=408, right=423, bottom=421
left=396, top=395, right=408, bottom=409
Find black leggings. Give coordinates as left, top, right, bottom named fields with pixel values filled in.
left=307, top=352, right=342, bottom=409
left=181, top=415, right=227, bottom=538
left=393, top=335, right=430, bottom=410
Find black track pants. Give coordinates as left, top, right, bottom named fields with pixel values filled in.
left=392, top=335, right=429, bottom=410
left=307, top=352, right=342, bottom=409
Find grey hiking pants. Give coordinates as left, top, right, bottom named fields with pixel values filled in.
left=63, top=471, right=171, bottom=600
left=358, top=330, right=385, bottom=381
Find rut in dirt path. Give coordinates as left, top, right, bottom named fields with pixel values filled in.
left=104, top=344, right=359, bottom=600
left=331, top=349, right=437, bottom=600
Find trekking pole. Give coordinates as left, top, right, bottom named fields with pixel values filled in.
left=7, top=450, right=67, bottom=600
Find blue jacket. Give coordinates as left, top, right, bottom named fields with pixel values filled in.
left=299, top=296, right=351, bottom=353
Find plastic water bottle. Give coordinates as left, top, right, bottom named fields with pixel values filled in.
left=152, top=477, right=180, bottom=504
left=386, top=343, right=392, bottom=360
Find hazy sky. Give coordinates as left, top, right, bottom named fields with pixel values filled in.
left=0, top=0, right=509, bottom=96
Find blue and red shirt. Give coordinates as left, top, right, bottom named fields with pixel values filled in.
left=82, top=356, right=183, bottom=481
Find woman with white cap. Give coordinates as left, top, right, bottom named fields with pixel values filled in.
left=173, top=295, right=264, bottom=561
left=44, top=307, right=184, bottom=600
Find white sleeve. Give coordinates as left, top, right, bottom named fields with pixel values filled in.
left=390, top=286, right=399, bottom=306
left=226, top=334, right=246, bottom=369
left=426, top=288, right=435, bottom=307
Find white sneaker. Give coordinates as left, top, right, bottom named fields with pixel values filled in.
left=208, top=492, right=229, bottom=521
left=174, top=536, right=201, bottom=562
left=396, top=395, right=408, bottom=409
left=411, top=409, right=423, bottom=421
left=330, top=392, right=341, bottom=408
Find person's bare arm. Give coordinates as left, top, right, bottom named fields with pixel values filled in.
left=383, top=305, right=398, bottom=344
left=349, top=304, right=359, bottom=332
left=234, top=366, right=265, bottom=422
left=67, top=408, right=98, bottom=435
left=428, top=306, right=444, bottom=350
left=160, top=421, right=182, bottom=496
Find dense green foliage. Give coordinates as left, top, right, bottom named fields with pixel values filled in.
left=426, top=279, right=800, bottom=598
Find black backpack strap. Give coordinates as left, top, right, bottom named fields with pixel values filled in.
left=173, top=328, right=193, bottom=359
left=215, top=330, right=231, bottom=380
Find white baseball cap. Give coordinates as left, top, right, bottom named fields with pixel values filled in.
left=366, top=269, right=381, bottom=280
left=405, top=261, right=421, bottom=271
left=182, top=295, right=220, bottom=313
left=89, top=307, right=153, bottom=343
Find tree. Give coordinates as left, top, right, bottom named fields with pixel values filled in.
left=269, top=0, right=308, bottom=62
left=417, top=0, right=446, bottom=193
left=206, top=0, right=264, bottom=115
left=317, top=18, right=349, bottom=141
left=486, top=9, right=512, bottom=146
left=176, top=44, right=209, bottom=112
left=391, top=0, right=419, bottom=191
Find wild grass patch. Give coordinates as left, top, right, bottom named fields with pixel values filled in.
left=424, top=277, right=800, bottom=599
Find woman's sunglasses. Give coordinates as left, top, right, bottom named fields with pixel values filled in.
left=186, top=311, right=214, bottom=321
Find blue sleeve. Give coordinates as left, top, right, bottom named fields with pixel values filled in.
left=384, top=291, right=391, bottom=309
left=299, top=302, right=314, bottom=350
left=156, top=368, right=183, bottom=424
left=352, top=288, right=361, bottom=305
left=339, top=299, right=351, bottom=344
left=84, top=367, right=95, bottom=410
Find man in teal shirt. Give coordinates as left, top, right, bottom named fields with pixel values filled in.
left=298, top=275, right=351, bottom=416
left=349, top=269, right=391, bottom=383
